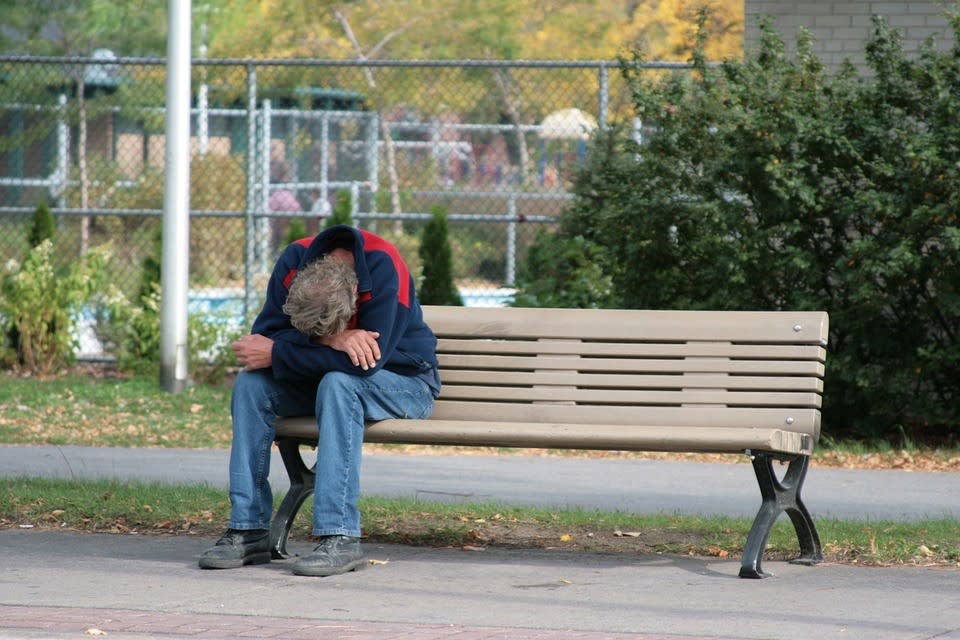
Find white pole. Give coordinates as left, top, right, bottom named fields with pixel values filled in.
left=159, top=0, right=192, bottom=393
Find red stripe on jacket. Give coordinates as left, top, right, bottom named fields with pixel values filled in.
left=360, top=230, right=411, bottom=307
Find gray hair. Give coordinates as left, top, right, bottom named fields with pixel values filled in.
left=282, top=256, right=358, bottom=338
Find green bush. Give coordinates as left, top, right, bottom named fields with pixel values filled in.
left=28, top=202, right=56, bottom=248
left=513, top=231, right=613, bottom=308
left=325, top=189, right=354, bottom=228
left=1, top=240, right=109, bottom=376
left=100, top=284, right=241, bottom=384
left=517, top=13, right=960, bottom=441
left=418, top=206, right=463, bottom=306
left=284, top=217, right=308, bottom=245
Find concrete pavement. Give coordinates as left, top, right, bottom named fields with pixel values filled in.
left=1, top=445, right=959, bottom=639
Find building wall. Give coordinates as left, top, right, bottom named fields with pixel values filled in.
left=744, top=2, right=956, bottom=72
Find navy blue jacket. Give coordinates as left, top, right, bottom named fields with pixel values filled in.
left=250, top=225, right=439, bottom=391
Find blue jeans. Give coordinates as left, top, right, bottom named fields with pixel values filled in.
left=228, top=368, right=434, bottom=537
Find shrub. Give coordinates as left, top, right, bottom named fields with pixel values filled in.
left=28, top=202, right=56, bottom=248
left=418, top=206, right=463, bottom=306
left=284, top=217, right=308, bottom=245
left=1, top=240, right=108, bottom=376
left=325, top=189, right=354, bottom=228
left=100, top=284, right=241, bottom=384
left=517, top=13, right=960, bottom=441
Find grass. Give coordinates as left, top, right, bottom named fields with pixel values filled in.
left=0, top=369, right=233, bottom=448
left=2, top=477, right=958, bottom=567
left=1, top=370, right=959, bottom=567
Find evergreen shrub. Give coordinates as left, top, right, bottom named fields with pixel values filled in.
left=516, top=13, right=960, bottom=441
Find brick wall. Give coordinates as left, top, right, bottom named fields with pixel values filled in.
left=744, top=1, right=955, bottom=72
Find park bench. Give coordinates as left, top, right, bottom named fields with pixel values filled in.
left=272, top=305, right=829, bottom=578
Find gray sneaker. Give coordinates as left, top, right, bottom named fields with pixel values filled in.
left=292, top=535, right=367, bottom=577
left=198, top=528, right=271, bottom=569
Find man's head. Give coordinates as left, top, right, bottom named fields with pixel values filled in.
left=283, top=255, right=358, bottom=338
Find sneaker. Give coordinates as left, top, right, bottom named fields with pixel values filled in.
left=291, top=535, right=367, bottom=577
left=198, top=528, right=271, bottom=569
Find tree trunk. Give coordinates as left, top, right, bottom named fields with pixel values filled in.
left=493, top=69, right=530, bottom=187
left=77, top=76, right=90, bottom=255
left=333, top=10, right=405, bottom=233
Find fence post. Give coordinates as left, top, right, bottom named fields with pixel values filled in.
left=259, top=99, right=272, bottom=270
left=598, top=62, right=609, bottom=130
left=54, top=94, right=69, bottom=206
left=506, top=193, right=517, bottom=286
left=366, top=111, right=379, bottom=194
left=243, top=63, right=258, bottom=323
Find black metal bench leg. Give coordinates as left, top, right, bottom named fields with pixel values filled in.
left=269, top=438, right=316, bottom=559
left=739, top=452, right=823, bottom=579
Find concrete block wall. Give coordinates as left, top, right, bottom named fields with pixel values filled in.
left=744, top=1, right=956, bottom=72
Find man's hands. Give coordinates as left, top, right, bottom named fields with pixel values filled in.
left=319, top=329, right=381, bottom=370
left=232, top=334, right=274, bottom=371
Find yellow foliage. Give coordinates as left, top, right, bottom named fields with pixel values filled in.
left=206, top=0, right=743, bottom=62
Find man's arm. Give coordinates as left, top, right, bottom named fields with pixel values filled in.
left=232, top=329, right=381, bottom=372
left=317, top=329, right=381, bottom=370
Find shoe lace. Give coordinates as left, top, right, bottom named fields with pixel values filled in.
left=215, top=529, right=245, bottom=546
left=312, top=535, right=341, bottom=552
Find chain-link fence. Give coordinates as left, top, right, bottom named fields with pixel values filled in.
left=1, top=55, right=669, bottom=351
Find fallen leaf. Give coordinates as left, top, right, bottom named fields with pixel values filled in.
left=918, top=544, right=933, bottom=557
left=85, top=629, right=107, bottom=636
left=190, top=404, right=203, bottom=413
left=560, top=534, right=572, bottom=542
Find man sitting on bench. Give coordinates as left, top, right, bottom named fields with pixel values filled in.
left=198, top=225, right=441, bottom=577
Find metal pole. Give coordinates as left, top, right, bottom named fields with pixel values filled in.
left=506, top=193, right=516, bottom=286
left=159, top=0, right=192, bottom=393
left=598, top=63, right=609, bottom=131
left=259, top=99, right=272, bottom=269
left=54, top=94, right=68, bottom=206
left=243, top=64, right=257, bottom=321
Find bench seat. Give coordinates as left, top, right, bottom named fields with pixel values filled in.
left=270, top=305, right=829, bottom=579
left=277, top=418, right=813, bottom=455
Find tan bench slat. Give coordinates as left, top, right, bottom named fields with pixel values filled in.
left=438, top=338, right=827, bottom=361
left=439, top=354, right=825, bottom=376
left=440, top=370, right=824, bottom=392
left=424, top=306, right=829, bottom=344
left=274, top=417, right=812, bottom=455
left=438, top=385, right=822, bottom=407
left=429, top=401, right=819, bottom=435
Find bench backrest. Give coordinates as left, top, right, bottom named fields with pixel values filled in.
left=422, top=306, right=828, bottom=448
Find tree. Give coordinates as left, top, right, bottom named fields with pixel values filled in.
left=517, top=14, right=960, bottom=441
left=325, top=189, right=354, bottom=228
left=418, top=206, right=463, bottom=306
left=283, top=218, right=308, bottom=246
left=28, top=202, right=56, bottom=248
left=0, top=0, right=169, bottom=56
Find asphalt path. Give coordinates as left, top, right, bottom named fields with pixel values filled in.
left=1, top=444, right=957, bottom=521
